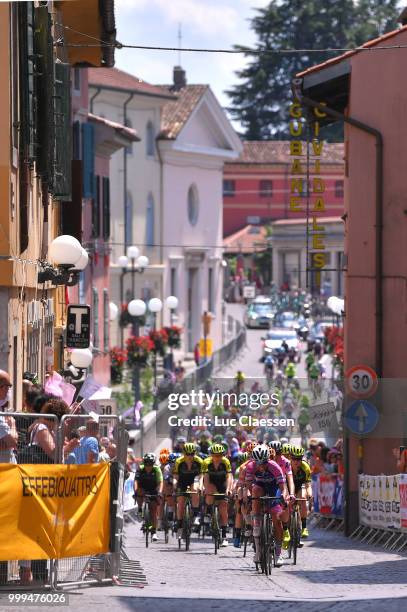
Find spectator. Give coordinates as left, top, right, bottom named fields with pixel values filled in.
left=174, top=361, right=185, bottom=382
left=99, top=436, right=111, bottom=462
left=32, top=393, right=55, bottom=414
left=73, top=419, right=100, bottom=464
left=0, top=371, right=17, bottom=464
left=194, top=342, right=200, bottom=366
left=396, top=446, right=407, bottom=473
left=106, top=443, right=117, bottom=461
left=65, top=430, right=80, bottom=464
left=24, top=385, right=43, bottom=413
left=26, top=398, right=69, bottom=462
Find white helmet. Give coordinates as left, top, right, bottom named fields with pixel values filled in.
left=252, top=444, right=269, bottom=464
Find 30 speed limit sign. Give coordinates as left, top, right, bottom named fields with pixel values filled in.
left=345, top=365, right=378, bottom=399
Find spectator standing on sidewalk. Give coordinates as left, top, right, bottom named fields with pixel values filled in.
left=73, top=418, right=100, bottom=464
left=194, top=343, right=200, bottom=367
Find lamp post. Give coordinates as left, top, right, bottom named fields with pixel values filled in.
left=148, top=298, right=163, bottom=394
left=127, top=299, right=147, bottom=403
left=117, top=247, right=149, bottom=348
left=38, top=235, right=89, bottom=287
left=165, top=295, right=179, bottom=371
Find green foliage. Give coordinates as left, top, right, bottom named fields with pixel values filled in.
left=140, top=366, right=154, bottom=409
left=227, top=0, right=399, bottom=140
left=112, top=385, right=134, bottom=414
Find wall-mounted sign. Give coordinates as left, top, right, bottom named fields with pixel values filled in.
left=66, top=304, right=91, bottom=348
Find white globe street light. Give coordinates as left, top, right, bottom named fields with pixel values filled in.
left=109, top=302, right=119, bottom=321
left=73, top=248, right=89, bottom=271
left=49, top=235, right=83, bottom=266
left=117, top=255, right=129, bottom=268
left=327, top=296, right=345, bottom=316
left=127, top=245, right=140, bottom=260
left=148, top=298, right=163, bottom=313
left=137, top=255, right=149, bottom=270
left=70, top=348, right=93, bottom=369
left=166, top=295, right=178, bottom=310
left=128, top=299, right=147, bottom=317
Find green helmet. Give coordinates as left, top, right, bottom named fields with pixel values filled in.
left=183, top=442, right=196, bottom=455
left=281, top=443, right=292, bottom=455
left=290, top=445, right=305, bottom=459
left=210, top=443, right=225, bottom=455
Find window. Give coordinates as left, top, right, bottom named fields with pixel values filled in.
left=103, top=289, right=109, bottom=351
left=102, top=177, right=110, bottom=240
left=73, top=67, right=81, bottom=92
left=146, top=193, right=155, bottom=247
left=187, top=184, right=199, bottom=226
left=125, top=117, right=133, bottom=155
left=82, top=123, right=95, bottom=198
left=146, top=121, right=155, bottom=157
left=208, top=268, right=214, bottom=313
left=125, top=191, right=133, bottom=246
left=92, top=175, right=101, bottom=238
left=259, top=179, right=273, bottom=197
left=92, top=287, right=99, bottom=348
left=170, top=267, right=177, bottom=297
left=223, top=180, right=235, bottom=197
left=335, top=180, right=344, bottom=198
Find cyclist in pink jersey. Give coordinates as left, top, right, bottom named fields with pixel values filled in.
left=245, top=444, right=288, bottom=567
left=269, top=441, right=295, bottom=550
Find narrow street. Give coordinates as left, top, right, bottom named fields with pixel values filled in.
left=55, top=521, right=407, bottom=612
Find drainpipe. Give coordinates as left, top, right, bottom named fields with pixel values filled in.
left=292, top=78, right=383, bottom=377
left=123, top=93, right=135, bottom=253
left=89, top=86, right=101, bottom=114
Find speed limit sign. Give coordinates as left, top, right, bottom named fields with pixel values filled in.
left=345, top=365, right=378, bottom=399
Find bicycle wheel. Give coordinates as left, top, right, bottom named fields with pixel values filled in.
left=184, top=501, right=191, bottom=551
left=162, top=503, right=169, bottom=544
left=293, top=509, right=302, bottom=565
left=143, top=503, right=151, bottom=549
left=212, top=506, right=220, bottom=554
left=263, top=514, right=273, bottom=575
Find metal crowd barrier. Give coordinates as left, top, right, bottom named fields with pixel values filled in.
left=0, top=411, right=129, bottom=590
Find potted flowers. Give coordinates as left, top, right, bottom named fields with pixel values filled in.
left=164, top=325, right=182, bottom=349
left=110, top=347, right=127, bottom=383
left=126, top=335, right=154, bottom=367
left=149, top=328, right=169, bottom=356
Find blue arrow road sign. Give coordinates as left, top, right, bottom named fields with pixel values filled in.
left=345, top=400, right=379, bottom=435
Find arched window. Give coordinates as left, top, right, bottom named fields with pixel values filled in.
left=125, top=191, right=133, bottom=246
left=187, top=184, right=199, bottom=226
left=146, top=193, right=155, bottom=247
left=125, top=117, right=133, bottom=155
left=146, top=121, right=155, bottom=157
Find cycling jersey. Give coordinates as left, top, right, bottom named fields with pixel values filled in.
left=203, top=456, right=231, bottom=487
left=275, top=454, right=292, bottom=478
left=292, top=460, right=311, bottom=492
left=173, top=455, right=204, bottom=490
left=285, top=363, right=296, bottom=378
left=135, top=464, right=163, bottom=493
left=245, top=459, right=285, bottom=487
left=163, top=463, right=175, bottom=484
left=309, top=364, right=320, bottom=379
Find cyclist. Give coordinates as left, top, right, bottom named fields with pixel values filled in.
left=198, top=431, right=212, bottom=456
left=290, top=445, right=313, bottom=542
left=275, top=370, right=285, bottom=389
left=159, top=448, right=170, bottom=470
left=134, top=452, right=163, bottom=542
left=269, top=441, right=295, bottom=550
left=173, top=442, right=204, bottom=540
left=203, top=443, right=233, bottom=547
left=281, top=442, right=292, bottom=459
left=309, top=360, right=320, bottom=397
left=305, top=351, right=315, bottom=373
left=233, top=451, right=249, bottom=547
left=162, top=452, right=181, bottom=524
left=235, top=370, right=245, bottom=394
left=173, top=435, right=187, bottom=453
left=264, top=354, right=274, bottom=383
left=245, top=445, right=288, bottom=567
left=285, top=360, right=296, bottom=382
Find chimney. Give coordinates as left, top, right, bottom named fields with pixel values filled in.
left=398, top=7, right=407, bottom=25
left=173, top=66, right=187, bottom=91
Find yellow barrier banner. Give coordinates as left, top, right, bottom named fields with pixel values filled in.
left=0, top=463, right=110, bottom=560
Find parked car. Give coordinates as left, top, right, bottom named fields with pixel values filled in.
left=244, top=301, right=274, bottom=329
left=307, top=319, right=333, bottom=351
left=261, top=328, right=300, bottom=361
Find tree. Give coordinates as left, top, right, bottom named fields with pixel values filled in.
left=227, top=0, right=399, bottom=140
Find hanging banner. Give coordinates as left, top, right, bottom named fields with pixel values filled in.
left=400, top=473, right=407, bottom=530
left=312, top=473, right=343, bottom=517
left=0, top=463, right=110, bottom=560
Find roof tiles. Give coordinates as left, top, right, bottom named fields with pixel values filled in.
left=228, top=141, right=344, bottom=165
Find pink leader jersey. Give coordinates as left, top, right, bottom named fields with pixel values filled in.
left=244, top=459, right=285, bottom=486
left=276, top=454, right=292, bottom=477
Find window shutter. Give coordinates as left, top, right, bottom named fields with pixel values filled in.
left=102, top=177, right=111, bottom=240
left=103, top=289, right=109, bottom=351
left=61, top=160, right=83, bottom=241
left=146, top=195, right=154, bottom=246
left=82, top=123, right=95, bottom=198
left=73, top=121, right=81, bottom=160
left=53, top=62, right=72, bottom=199
left=92, top=287, right=99, bottom=348
left=92, top=175, right=101, bottom=238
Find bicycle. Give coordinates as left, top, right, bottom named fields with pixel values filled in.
left=255, top=496, right=281, bottom=575
left=210, top=493, right=228, bottom=554
left=141, top=494, right=160, bottom=548
left=161, top=494, right=174, bottom=544
left=288, top=497, right=306, bottom=565
left=174, top=487, right=198, bottom=551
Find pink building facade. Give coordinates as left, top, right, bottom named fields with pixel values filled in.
left=297, top=22, right=407, bottom=528
left=223, top=141, right=344, bottom=237
left=68, top=68, right=137, bottom=384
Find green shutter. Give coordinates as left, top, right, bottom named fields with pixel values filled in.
left=82, top=123, right=95, bottom=198
left=53, top=62, right=72, bottom=199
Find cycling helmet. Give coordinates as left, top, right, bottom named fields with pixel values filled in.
left=281, top=443, right=292, bottom=455
left=237, top=451, right=249, bottom=465
left=159, top=447, right=170, bottom=456
left=252, top=444, right=269, bottom=464
left=159, top=448, right=170, bottom=463
left=183, top=442, right=196, bottom=455
left=168, top=452, right=181, bottom=464
left=210, top=443, right=225, bottom=455
left=143, top=452, right=156, bottom=465
left=176, top=436, right=187, bottom=444
left=243, top=440, right=256, bottom=454
left=290, top=445, right=305, bottom=459
left=268, top=440, right=282, bottom=454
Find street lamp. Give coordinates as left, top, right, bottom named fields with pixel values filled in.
left=165, top=295, right=179, bottom=370
left=66, top=347, right=93, bottom=381
left=127, top=299, right=147, bottom=404
left=117, top=247, right=149, bottom=347
left=38, top=235, right=89, bottom=286
left=109, top=302, right=119, bottom=321
left=148, top=298, right=162, bottom=393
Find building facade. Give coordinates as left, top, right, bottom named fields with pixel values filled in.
left=223, top=141, right=344, bottom=237
left=0, top=0, right=116, bottom=410
left=296, top=19, right=407, bottom=527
